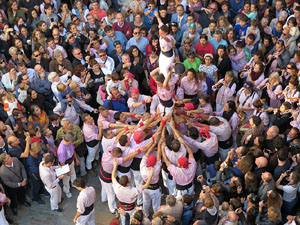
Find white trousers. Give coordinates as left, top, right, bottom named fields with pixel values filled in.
left=45, top=184, right=62, bottom=210
left=86, top=143, right=100, bottom=170
left=174, top=184, right=194, bottom=200
left=162, top=170, right=176, bottom=195
left=130, top=169, right=143, bottom=205
left=120, top=208, right=135, bottom=225
left=159, top=52, right=175, bottom=77
left=62, top=161, right=76, bottom=194
left=99, top=178, right=116, bottom=213
left=0, top=206, right=9, bottom=225
left=157, top=103, right=174, bottom=116
left=76, top=209, right=95, bottom=225
left=143, top=188, right=161, bottom=217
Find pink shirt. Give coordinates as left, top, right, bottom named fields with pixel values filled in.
left=117, top=145, right=136, bottom=167
left=82, top=123, right=99, bottom=142
left=213, top=79, right=236, bottom=106
left=168, top=158, right=197, bottom=185
left=140, top=156, right=162, bottom=184
left=97, top=110, right=117, bottom=129
left=112, top=181, right=141, bottom=203
left=39, top=162, right=60, bottom=189
left=101, top=151, right=123, bottom=174
left=208, top=116, right=232, bottom=141
left=165, top=144, right=186, bottom=165
left=198, top=104, right=213, bottom=115
left=157, top=73, right=179, bottom=101
left=183, top=132, right=218, bottom=157
left=102, top=136, right=116, bottom=153
left=127, top=94, right=148, bottom=114
left=160, top=34, right=174, bottom=52
left=76, top=187, right=96, bottom=214
left=180, top=76, right=202, bottom=96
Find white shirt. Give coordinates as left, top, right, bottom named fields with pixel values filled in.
left=127, top=94, right=149, bottom=115
left=208, top=116, right=232, bottom=141
left=95, top=56, right=115, bottom=75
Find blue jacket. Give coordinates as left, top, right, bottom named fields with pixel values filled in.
left=229, top=0, right=245, bottom=16
left=234, top=23, right=249, bottom=40
left=27, top=153, right=43, bottom=179
left=182, top=204, right=194, bottom=225
left=171, top=13, right=188, bottom=28
left=32, top=73, right=51, bottom=95
left=104, top=96, right=129, bottom=112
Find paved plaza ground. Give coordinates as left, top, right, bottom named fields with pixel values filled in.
left=7, top=174, right=114, bottom=225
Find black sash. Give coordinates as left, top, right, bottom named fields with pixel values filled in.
left=65, top=154, right=75, bottom=165
left=99, top=165, right=112, bottom=183
left=159, top=98, right=174, bottom=107
left=130, top=158, right=142, bottom=171
left=176, top=182, right=193, bottom=190
left=218, top=135, right=233, bottom=149
left=82, top=204, right=94, bottom=215
left=118, top=201, right=136, bottom=211
left=118, top=165, right=130, bottom=173
left=162, top=49, right=174, bottom=57
left=184, top=93, right=198, bottom=99
left=143, top=181, right=160, bottom=190
left=86, top=140, right=99, bottom=148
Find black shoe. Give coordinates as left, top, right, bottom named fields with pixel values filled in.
left=53, top=208, right=63, bottom=212
left=6, top=217, right=13, bottom=224
left=22, top=201, right=31, bottom=207
left=11, top=208, right=18, bottom=215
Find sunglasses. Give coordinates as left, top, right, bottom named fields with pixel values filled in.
left=134, top=32, right=140, bottom=34
left=287, top=67, right=293, bottom=69
left=0, top=61, right=4, bottom=63
left=34, top=54, right=41, bottom=57
left=99, top=54, right=106, bottom=57
left=76, top=52, right=82, bottom=55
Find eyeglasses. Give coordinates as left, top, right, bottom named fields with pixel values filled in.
left=76, top=52, right=82, bottom=55
left=99, top=54, right=106, bottom=57
left=210, top=7, right=217, bottom=10
left=34, top=54, right=41, bottom=57
left=134, top=32, right=140, bottom=35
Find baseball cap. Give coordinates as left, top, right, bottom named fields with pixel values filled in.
left=188, top=22, right=196, bottom=29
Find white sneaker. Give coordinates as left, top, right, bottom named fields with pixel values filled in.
left=65, top=192, right=72, bottom=199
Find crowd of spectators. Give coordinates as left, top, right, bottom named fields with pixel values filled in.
left=1, top=0, right=300, bottom=224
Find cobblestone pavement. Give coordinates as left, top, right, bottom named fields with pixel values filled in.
left=7, top=174, right=114, bottom=225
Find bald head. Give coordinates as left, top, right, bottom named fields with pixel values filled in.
left=7, top=136, right=19, bottom=147
left=227, top=210, right=239, bottom=222
left=267, top=126, right=279, bottom=139
left=262, top=172, right=273, bottom=183
left=255, top=157, right=268, bottom=168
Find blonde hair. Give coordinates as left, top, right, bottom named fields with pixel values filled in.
left=69, top=81, right=79, bottom=90
left=217, top=16, right=231, bottom=29
left=204, top=197, right=214, bottom=208
left=268, top=207, right=280, bottom=222
left=5, top=92, right=16, bottom=101
left=32, top=29, right=45, bottom=45
left=57, top=83, right=67, bottom=92
left=30, top=142, right=42, bottom=153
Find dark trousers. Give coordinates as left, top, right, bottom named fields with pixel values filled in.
left=5, top=185, right=26, bottom=209
left=30, top=177, right=44, bottom=201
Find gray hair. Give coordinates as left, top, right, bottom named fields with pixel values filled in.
left=53, top=50, right=62, bottom=58
left=9, top=47, right=17, bottom=56
left=60, top=118, right=69, bottom=126
left=64, top=132, right=75, bottom=142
